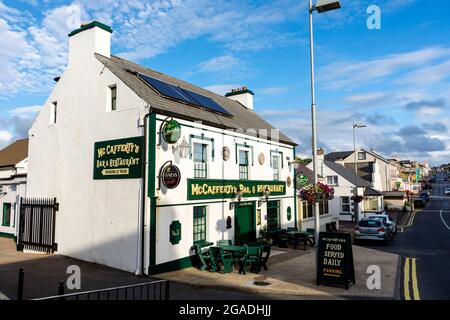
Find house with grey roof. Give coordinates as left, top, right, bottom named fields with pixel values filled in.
left=26, top=21, right=297, bottom=275
left=307, top=149, right=384, bottom=223
left=325, top=148, right=399, bottom=192
left=0, top=138, right=28, bottom=239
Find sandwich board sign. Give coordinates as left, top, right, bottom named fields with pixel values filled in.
left=316, top=232, right=355, bottom=289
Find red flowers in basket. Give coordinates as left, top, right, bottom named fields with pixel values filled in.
left=299, top=182, right=335, bottom=204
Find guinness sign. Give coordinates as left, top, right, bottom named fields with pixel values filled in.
left=161, top=164, right=181, bottom=189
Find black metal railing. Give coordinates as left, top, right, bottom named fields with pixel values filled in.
left=32, top=280, right=170, bottom=301
left=17, top=197, right=58, bottom=253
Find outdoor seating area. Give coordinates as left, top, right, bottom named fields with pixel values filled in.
left=269, top=228, right=316, bottom=250
left=190, top=241, right=271, bottom=275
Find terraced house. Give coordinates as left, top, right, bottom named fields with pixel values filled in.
left=26, top=22, right=297, bottom=275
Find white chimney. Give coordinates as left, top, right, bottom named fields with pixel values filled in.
left=225, top=87, right=254, bottom=110
left=68, top=21, right=112, bottom=67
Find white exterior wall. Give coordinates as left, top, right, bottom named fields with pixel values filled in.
left=307, top=161, right=365, bottom=223
left=152, top=117, right=295, bottom=266
left=27, top=27, right=148, bottom=273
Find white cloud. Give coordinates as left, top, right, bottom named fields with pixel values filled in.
left=196, top=54, right=241, bottom=73
left=320, top=47, right=450, bottom=90
left=9, top=105, right=43, bottom=115
left=0, top=130, right=13, bottom=144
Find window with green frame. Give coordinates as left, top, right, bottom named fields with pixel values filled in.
left=239, top=150, right=249, bottom=180
left=193, top=143, right=207, bottom=178
left=267, top=200, right=280, bottom=231
left=193, top=206, right=207, bottom=244
left=2, top=203, right=11, bottom=227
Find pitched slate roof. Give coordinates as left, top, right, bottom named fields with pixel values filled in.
left=95, top=54, right=296, bottom=146
left=296, top=164, right=324, bottom=184
left=383, top=191, right=406, bottom=198
left=364, top=187, right=383, bottom=196
left=325, top=151, right=353, bottom=162
left=0, top=138, right=28, bottom=167
left=324, top=160, right=371, bottom=187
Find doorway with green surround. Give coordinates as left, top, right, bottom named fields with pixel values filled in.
left=234, top=201, right=256, bottom=245
left=2, top=203, right=11, bottom=227
left=267, top=200, right=280, bottom=232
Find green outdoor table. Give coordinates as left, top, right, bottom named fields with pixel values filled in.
left=287, top=231, right=315, bottom=247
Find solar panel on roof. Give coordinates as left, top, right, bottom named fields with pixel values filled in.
left=138, top=74, right=198, bottom=105
left=138, top=73, right=233, bottom=117
left=181, top=88, right=233, bottom=117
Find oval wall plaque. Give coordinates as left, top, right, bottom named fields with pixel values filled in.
left=287, top=176, right=292, bottom=187
left=222, top=147, right=230, bottom=161
left=258, top=153, right=265, bottom=165
left=162, top=119, right=181, bottom=144
left=161, top=164, right=181, bottom=189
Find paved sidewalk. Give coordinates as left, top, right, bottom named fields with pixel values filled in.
left=156, top=245, right=399, bottom=299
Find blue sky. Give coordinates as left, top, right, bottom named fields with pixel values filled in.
left=1, top=0, right=450, bottom=165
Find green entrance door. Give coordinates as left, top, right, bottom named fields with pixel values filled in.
left=267, top=200, right=280, bottom=232
left=234, top=202, right=256, bottom=245
left=2, top=203, right=11, bottom=227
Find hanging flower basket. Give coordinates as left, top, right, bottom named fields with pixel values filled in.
left=299, top=182, right=335, bottom=204
left=351, top=195, right=364, bottom=203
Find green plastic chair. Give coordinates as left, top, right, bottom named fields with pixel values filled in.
left=209, top=246, right=234, bottom=273
left=191, top=244, right=211, bottom=271
left=239, top=246, right=261, bottom=275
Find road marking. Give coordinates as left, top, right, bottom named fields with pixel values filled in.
left=411, top=258, right=421, bottom=300
left=403, top=257, right=421, bottom=300
left=404, top=258, right=411, bottom=300
left=439, top=209, right=450, bottom=231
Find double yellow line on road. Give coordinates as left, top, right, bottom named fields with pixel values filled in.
left=404, top=257, right=420, bottom=300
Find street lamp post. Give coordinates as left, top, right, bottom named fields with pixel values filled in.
left=352, top=120, right=367, bottom=224
left=308, top=0, right=341, bottom=245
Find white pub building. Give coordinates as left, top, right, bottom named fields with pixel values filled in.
left=26, top=22, right=297, bottom=275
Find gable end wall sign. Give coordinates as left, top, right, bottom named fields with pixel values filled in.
left=93, top=136, right=144, bottom=180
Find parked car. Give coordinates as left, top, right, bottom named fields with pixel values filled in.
left=354, top=219, right=392, bottom=245
left=367, top=214, right=398, bottom=234
left=420, top=191, right=430, bottom=202
left=445, top=188, right=450, bottom=195
left=413, top=196, right=427, bottom=207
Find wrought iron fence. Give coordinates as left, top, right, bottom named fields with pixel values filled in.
left=17, top=197, right=58, bottom=253
left=32, top=280, right=170, bottom=301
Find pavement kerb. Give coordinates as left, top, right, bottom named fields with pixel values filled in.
left=393, top=255, right=403, bottom=301
left=399, top=209, right=420, bottom=228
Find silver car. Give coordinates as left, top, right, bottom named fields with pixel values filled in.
left=367, top=214, right=397, bottom=234
left=354, top=219, right=392, bottom=245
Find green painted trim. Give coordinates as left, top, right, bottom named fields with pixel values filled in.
left=235, top=142, right=254, bottom=165
left=0, top=232, right=15, bottom=240
left=148, top=113, right=157, bottom=268
left=225, top=89, right=254, bottom=97
left=293, top=146, right=298, bottom=229
left=156, top=116, right=296, bottom=148
left=189, top=133, right=215, bottom=161
left=68, top=21, right=113, bottom=37
left=270, top=150, right=284, bottom=168
left=156, top=200, right=226, bottom=208
left=148, top=256, right=193, bottom=275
